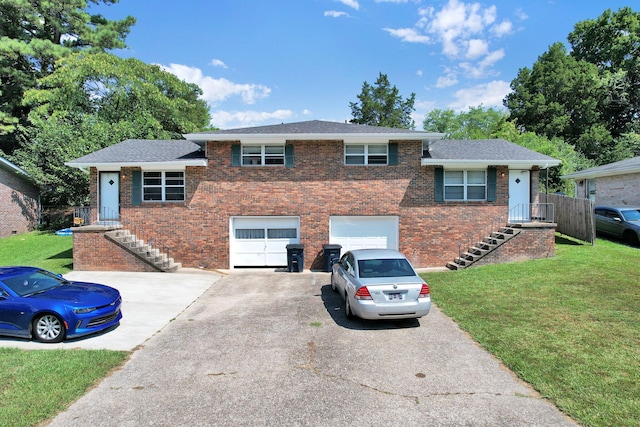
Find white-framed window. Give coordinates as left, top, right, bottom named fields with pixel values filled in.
left=242, top=144, right=285, bottom=166
left=143, top=171, right=185, bottom=202
left=344, top=144, right=388, bottom=165
left=444, top=170, right=486, bottom=201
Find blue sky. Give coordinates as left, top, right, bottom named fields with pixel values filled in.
left=94, top=0, right=634, bottom=130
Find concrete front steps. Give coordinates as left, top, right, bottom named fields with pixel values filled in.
left=105, top=229, right=181, bottom=272
left=446, top=226, right=522, bottom=270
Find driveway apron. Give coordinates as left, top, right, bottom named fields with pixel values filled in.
left=48, top=270, right=575, bottom=427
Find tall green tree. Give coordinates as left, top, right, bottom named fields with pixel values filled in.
left=423, top=106, right=508, bottom=139
left=0, top=0, right=135, bottom=150
left=12, top=52, right=211, bottom=206
left=350, top=73, right=416, bottom=129
left=504, top=7, right=640, bottom=164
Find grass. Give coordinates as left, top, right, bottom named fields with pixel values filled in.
left=421, top=235, right=640, bottom=427
left=0, top=232, right=129, bottom=427
left=0, top=231, right=73, bottom=273
left=0, top=348, right=128, bottom=427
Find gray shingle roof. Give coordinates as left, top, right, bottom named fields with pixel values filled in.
left=426, top=139, right=558, bottom=162
left=67, top=139, right=205, bottom=166
left=561, top=156, right=640, bottom=179
left=190, top=120, right=431, bottom=136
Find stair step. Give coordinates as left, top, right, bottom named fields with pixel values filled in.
left=446, top=261, right=465, bottom=270
left=104, top=229, right=180, bottom=272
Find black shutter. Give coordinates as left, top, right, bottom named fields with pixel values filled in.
left=434, top=167, right=444, bottom=202
left=231, top=144, right=241, bottom=166
left=132, top=170, right=142, bottom=205
left=487, top=167, right=497, bottom=202
left=285, top=145, right=294, bottom=168
left=388, top=142, right=398, bottom=165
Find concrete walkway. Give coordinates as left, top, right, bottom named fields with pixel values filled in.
left=0, top=269, right=219, bottom=351
left=45, top=270, right=576, bottom=426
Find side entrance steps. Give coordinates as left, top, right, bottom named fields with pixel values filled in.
left=446, top=226, right=522, bottom=270
left=104, top=229, right=181, bottom=272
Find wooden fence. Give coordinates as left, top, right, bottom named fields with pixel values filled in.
left=540, top=192, right=595, bottom=244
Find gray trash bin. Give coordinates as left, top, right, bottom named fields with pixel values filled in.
left=322, top=244, right=342, bottom=272
left=286, top=244, right=304, bottom=272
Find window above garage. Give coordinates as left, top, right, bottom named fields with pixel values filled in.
left=344, top=142, right=398, bottom=166
left=232, top=144, right=294, bottom=167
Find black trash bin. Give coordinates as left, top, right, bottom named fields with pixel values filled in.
left=322, top=244, right=342, bottom=272
left=286, top=244, right=305, bottom=272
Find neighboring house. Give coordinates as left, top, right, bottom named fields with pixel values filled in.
left=66, top=120, right=561, bottom=271
left=562, top=156, right=640, bottom=206
left=0, top=155, right=39, bottom=238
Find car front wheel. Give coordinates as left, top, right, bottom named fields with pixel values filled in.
left=331, top=273, right=337, bottom=292
left=33, top=314, right=66, bottom=343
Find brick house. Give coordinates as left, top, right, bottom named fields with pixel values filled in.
left=562, top=156, right=640, bottom=206
left=0, top=155, right=39, bottom=238
left=66, top=120, right=561, bottom=271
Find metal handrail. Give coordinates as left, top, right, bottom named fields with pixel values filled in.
left=73, top=206, right=174, bottom=269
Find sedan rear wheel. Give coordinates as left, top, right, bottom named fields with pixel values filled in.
left=33, top=314, right=66, bottom=343
left=330, top=273, right=337, bottom=292
left=345, top=293, right=355, bottom=320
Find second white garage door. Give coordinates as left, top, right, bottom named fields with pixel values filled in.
left=231, top=217, right=299, bottom=267
left=329, top=216, right=399, bottom=253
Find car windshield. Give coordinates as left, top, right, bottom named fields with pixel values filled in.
left=621, top=209, right=640, bottom=221
left=358, top=258, right=415, bottom=278
left=1, top=270, right=65, bottom=297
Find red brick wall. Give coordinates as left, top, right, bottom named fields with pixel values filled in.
left=72, top=226, right=159, bottom=272
left=77, top=139, right=554, bottom=271
left=0, top=167, right=39, bottom=238
left=473, top=225, right=556, bottom=267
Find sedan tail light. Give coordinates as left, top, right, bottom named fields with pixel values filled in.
left=419, top=283, right=430, bottom=298
left=354, top=286, right=373, bottom=300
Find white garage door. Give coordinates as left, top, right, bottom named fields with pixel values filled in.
left=330, top=216, right=399, bottom=253
left=231, top=217, right=299, bottom=267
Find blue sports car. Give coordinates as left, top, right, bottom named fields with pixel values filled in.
left=0, top=267, right=122, bottom=343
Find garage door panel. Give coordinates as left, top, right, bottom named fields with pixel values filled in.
left=330, top=216, right=398, bottom=253
left=232, top=217, right=299, bottom=267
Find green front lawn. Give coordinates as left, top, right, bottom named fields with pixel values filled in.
left=0, top=232, right=128, bottom=427
left=422, top=236, right=640, bottom=427
left=0, top=231, right=73, bottom=273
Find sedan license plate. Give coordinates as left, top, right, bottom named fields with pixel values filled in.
left=387, top=292, right=403, bottom=301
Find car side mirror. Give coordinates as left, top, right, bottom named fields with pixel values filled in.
left=614, top=217, right=622, bottom=222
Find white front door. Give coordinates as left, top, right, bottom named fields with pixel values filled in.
left=508, top=170, right=530, bottom=221
left=231, top=217, right=300, bottom=267
left=99, top=172, right=120, bottom=221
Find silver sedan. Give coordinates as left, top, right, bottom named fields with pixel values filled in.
left=331, top=249, right=431, bottom=320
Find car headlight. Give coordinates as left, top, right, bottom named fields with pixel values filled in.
left=73, top=307, right=96, bottom=314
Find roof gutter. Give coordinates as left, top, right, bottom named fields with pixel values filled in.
left=65, top=159, right=208, bottom=171
left=421, top=159, right=561, bottom=168
left=561, top=166, right=640, bottom=180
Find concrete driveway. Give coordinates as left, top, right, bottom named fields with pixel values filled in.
left=47, top=270, right=575, bottom=426
left=0, top=269, right=219, bottom=351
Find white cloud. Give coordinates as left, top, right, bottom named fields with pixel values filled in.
left=210, top=109, right=293, bottom=129
left=491, top=20, right=513, bottom=37
left=447, top=80, right=511, bottom=110
left=158, top=63, right=270, bottom=105
left=466, top=39, right=488, bottom=59
left=302, top=109, right=312, bottom=116
left=416, top=0, right=509, bottom=60
left=436, top=72, right=459, bottom=88
left=210, top=59, right=228, bottom=68
left=325, top=10, right=349, bottom=18
left=515, top=8, right=528, bottom=21
left=336, top=0, right=359, bottom=10
left=416, top=70, right=423, bottom=77
left=383, top=27, right=430, bottom=44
